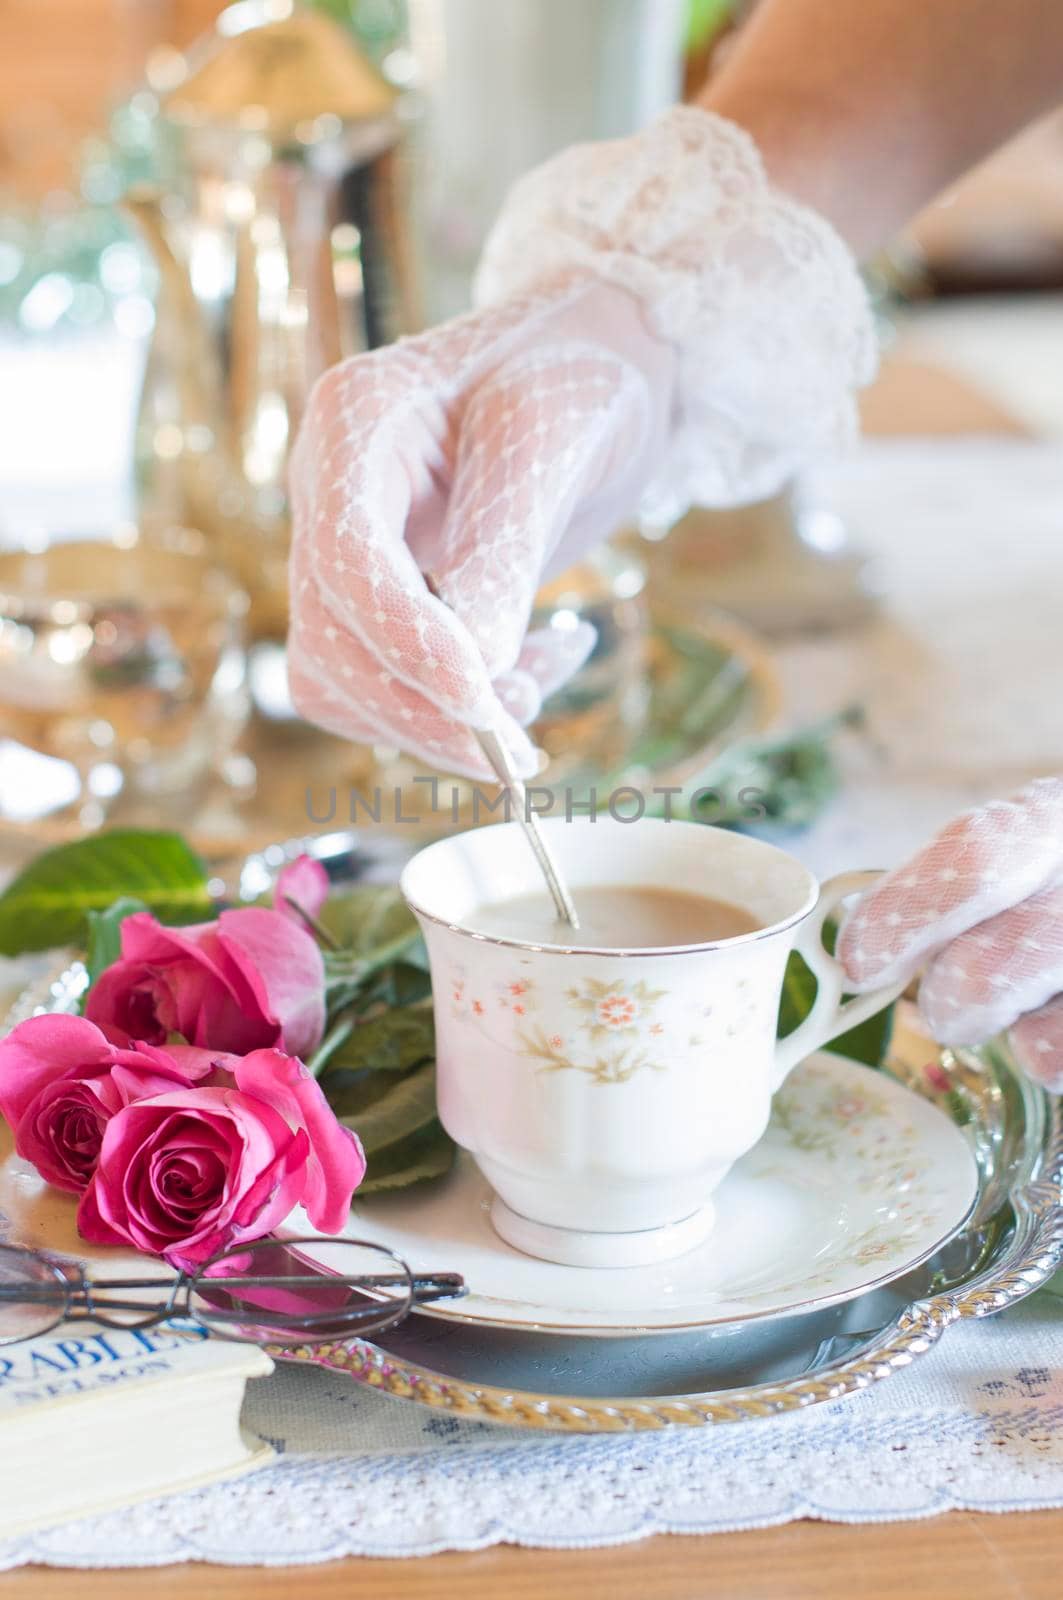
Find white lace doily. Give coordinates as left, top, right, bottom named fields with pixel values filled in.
left=2, top=1296, right=1062, bottom=1568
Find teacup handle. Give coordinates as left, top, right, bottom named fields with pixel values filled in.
left=772, top=870, right=909, bottom=1090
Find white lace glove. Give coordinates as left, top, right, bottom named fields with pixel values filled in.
left=837, top=778, right=1063, bottom=1090
left=288, top=107, right=876, bottom=779
left=288, top=282, right=672, bottom=778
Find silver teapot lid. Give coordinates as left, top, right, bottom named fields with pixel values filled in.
left=161, top=3, right=400, bottom=141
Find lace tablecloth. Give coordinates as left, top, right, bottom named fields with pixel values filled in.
left=2, top=1298, right=1062, bottom=1568
left=2, top=436, right=1063, bottom=1568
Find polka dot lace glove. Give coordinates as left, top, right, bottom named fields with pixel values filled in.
left=288, top=280, right=673, bottom=779
left=289, top=106, right=876, bottom=779
left=837, top=778, right=1063, bottom=1090
left=476, top=106, right=877, bottom=525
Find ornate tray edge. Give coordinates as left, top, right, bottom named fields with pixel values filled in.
left=275, top=1301, right=956, bottom=1432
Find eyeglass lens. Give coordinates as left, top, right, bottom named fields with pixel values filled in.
left=187, top=1237, right=416, bottom=1345
left=0, top=1245, right=72, bottom=1345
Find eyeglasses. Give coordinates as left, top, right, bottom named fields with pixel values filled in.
left=0, top=1238, right=466, bottom=1348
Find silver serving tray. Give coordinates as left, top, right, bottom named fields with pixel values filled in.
left=6, top=961, right=1063, bottom=1432
left=279, top=1041, right=1063, bottom=1429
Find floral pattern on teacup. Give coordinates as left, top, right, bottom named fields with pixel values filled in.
left=449, top=971, right=537, bottom=1021
left=517, top=1024, right=667, bottom=1087
left=447, top=967, right=671, bottom=1085
left=565, top=978, right=666, bottom=1040
left=446, top=960, right=776, bottom=1086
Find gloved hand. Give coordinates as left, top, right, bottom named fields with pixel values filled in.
left=288, top=107, right=875, bottom=779
left=837, top=777, right=1063, bottom=1089
left=288, top=281, right=674, bottom=779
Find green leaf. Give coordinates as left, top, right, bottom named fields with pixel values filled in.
left=0, top=831, right=212, bottom=956
left=322, top=959, right=432, bottom=1028
left=777, top=949, right=817, bottom=1040
left=336, top=1062, right=438, bottom=1156
left=84, top=896, right=148, bottom=987
left=643, top=706, right=862, bottom=834
left=776, top=946, right=894, bottom=1069
left=358, top=1119, right=455, bottom=1196
left=322, top=1008, right=435, bottom=1080
left=374, top=960, right=432, bottom=1007
left=318, top=885, right=418, bottom=960
left=319, top=990, right=454, bottom=1193
left=685, top=0, right=736, bottom=52
left=830, top=1002, right=895, bottom=1070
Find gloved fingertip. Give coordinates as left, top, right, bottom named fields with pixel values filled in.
left=1010, top=1038, right=1063, bottom=1092
left=465, top=704, right=543, bottom=781
left=508, top=739, right=544, bottom=783
left=1010, top=1009, right=1063, bottom=1093
left=518, top=620, right=598, bottom=700
left=495, top=669, right=543, bottom=727
left=833, top=905, right=887, bottom=991
left=499, top=718, right=543, bottom=781
left=916, top=975, right=1002, bottom=1050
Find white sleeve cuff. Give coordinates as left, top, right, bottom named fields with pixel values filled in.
left=474, top=106, right=879, bottom=524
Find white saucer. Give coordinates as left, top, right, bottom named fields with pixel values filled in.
left=339, top=1052, right=979, bottom=1337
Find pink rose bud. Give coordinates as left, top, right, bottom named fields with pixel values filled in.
left=274, top=855, right=330, bottom=927
left=84, top=907, right=326, bottom=1058
left=0, top=1015, right=209, bottom=1194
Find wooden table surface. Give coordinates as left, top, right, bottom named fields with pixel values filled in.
left=12, top=355, right=1062, bottom=1596
left=4, top=1512, right=1062, bottom=1599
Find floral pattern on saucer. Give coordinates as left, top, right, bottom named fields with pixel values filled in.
left=754, top=1060, right=947, bottom=1291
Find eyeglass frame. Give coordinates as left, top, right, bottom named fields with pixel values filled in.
left=0, top=1236, right=466, bottom=1347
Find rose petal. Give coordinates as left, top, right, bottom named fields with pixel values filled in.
left=83, top=907, right=326, bottom=1061
left=0, top=1021, right=201, bottom=1193
left=127, top=1041, right=216, bottom=1083
left=18, top=1077, right=122, bottom=1193
left=131, top=1101, right=243, bottom=1238
left=134, top=1044, right=242, bottom=1085
left=233, top=1049, right=365, bottom=1231
left=106, top=1068, right=202, bottom=1115
left=77, top=1175, right=123, bottom=1248
left=78, top=1084, right=313, bottom=1268
left=109, top=914, right=277, bottom=1052
left=215, top=910, right=326, bottom=1059
left=0, top=1015, right=116, bottom=1127
left=230, top=1125, right=310, bottom=1239
left=274, top=855, right=330, bottom=925
left=83, top=963, right=169, bottom=1046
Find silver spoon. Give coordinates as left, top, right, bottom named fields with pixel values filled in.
left=474, top=727, right=581, bottom=932
left=422, top=570, right=581, bottom=931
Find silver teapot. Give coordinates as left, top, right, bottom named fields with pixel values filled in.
left=129, top=3, right=418, bottom=639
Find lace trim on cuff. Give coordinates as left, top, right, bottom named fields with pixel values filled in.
left=474, top=106, right=878, bottom=521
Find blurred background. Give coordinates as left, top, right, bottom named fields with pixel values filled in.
left=7, top=0, right=1060, bottom=539
left=0, top=0, right=1060, bottom=853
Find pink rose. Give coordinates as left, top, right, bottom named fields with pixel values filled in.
left=0, top=1015, right=209, bottom=1194
left=77, top=1049, right=365, bottom=1268
left=84, top=908, right=325, bottom=1058
left=231, top=1049, right=361, bottom=1233
left=274, top=855, right=329, bottom=926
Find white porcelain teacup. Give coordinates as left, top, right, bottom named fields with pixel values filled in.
left=400, top=817, right=904, bottom=1268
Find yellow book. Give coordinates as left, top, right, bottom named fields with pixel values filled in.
left=0, top=1321, right=273, bottom=1539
